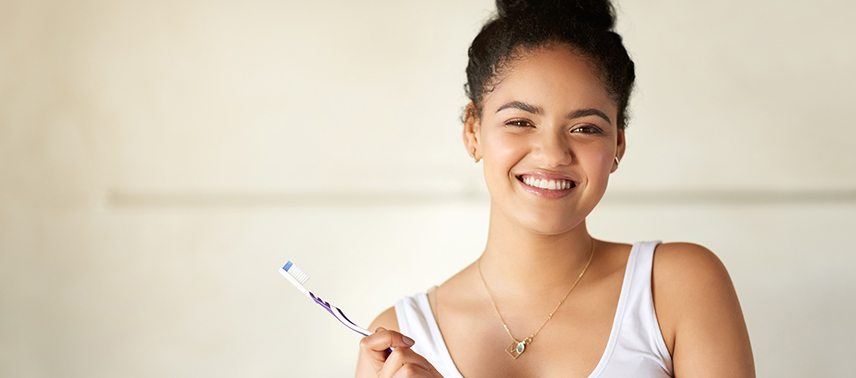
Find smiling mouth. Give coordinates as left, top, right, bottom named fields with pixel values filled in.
left=515, top=175, right=577, bottom=190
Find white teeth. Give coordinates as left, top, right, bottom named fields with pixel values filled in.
left=521, top=176, right=574, bottom=190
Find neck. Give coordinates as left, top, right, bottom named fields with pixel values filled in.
left=476, top=205, right=596, bottom=299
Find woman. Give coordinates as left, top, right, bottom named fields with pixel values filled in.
left=355, top=0, right=755, bottom=376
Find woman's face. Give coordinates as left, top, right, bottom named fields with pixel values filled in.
left=464, top=43, right=625, bottom=235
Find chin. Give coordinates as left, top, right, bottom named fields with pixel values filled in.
left=517, top=212, right=585, bottom=236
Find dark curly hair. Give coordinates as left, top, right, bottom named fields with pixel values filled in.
left=462, top=0, right=636, bottom=130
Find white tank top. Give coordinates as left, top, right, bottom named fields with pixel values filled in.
left=394, top=240, right=674, bottom=377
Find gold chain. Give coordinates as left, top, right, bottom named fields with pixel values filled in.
left=477, top=239, right=595, bottom=350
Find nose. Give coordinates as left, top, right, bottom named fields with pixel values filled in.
left=534, top=130, right=573, bottom=168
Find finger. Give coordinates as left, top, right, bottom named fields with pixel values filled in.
left=361, top=327, right=414, bottom=352
left=378, top=347, right=437, bottom=378
left=392, top=363, right=433, bottom=378
left=359, top=327, right=415, bottom=363
left=378, top=347, right=408, bottom=378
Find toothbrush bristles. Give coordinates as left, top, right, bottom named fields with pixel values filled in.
left=283, top=260, right=310, bottom=285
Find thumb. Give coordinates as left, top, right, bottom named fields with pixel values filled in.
left=373, top=327, right=415, bottom=348
left=360, top=327, right=415, bottom=364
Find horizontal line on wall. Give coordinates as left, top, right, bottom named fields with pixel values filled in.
left=106, top=190, right=474, bottom=208
left=601, top=189, right=856, bottom=205
left=105, top=188, right=856, bottom=208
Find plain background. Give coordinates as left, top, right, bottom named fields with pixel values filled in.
left=2, top=0, right=855, bottom=376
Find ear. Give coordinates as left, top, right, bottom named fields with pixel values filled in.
left=461, top=102, right=482, bottom=162
left=611, top=127, right=626, bottom=173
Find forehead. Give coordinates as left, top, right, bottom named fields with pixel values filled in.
left=484, top=44, right=615, bottom=114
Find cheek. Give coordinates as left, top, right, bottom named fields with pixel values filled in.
left=584, top=149, right=612, bottom=168
left=478, top=135, right=523, bottom=199
left=493, top=136, right=526, bottom=156
left=483, top=133, right=526, bottom=174
left=580, top=149, right=614, bottom=186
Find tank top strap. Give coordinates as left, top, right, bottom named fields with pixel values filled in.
left=602, top=239, right=673, bottom=376
left=394, top=291, right=463, bottom=378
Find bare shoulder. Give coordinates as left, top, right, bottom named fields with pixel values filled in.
left=367, top=305, right=400, bottom=333
left=652, top=241, right=755, bottom=377
left=653, top=241, right=731, bottom=286
left=651, top=241, right=733, bottom=342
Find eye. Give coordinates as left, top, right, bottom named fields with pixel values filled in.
left=505, top=119, right=533, bottom=128
left=572, top=125, right=603, bottom=134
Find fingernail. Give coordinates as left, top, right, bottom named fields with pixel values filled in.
left=375, top=327, right=385, bottom=333
left=402, top=335, right=414, bottom=346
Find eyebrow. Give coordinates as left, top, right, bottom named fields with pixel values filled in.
left=495, top=100, right=612, bottom=124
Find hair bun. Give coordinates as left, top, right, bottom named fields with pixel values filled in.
left=496, top=0, right=616, bottom=32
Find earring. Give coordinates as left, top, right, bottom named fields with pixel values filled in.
left=471, top=147, right=479, bottom=163
left=614, top=156, right=620, bottom=165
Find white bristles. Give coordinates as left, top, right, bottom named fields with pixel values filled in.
left=286, top=263, right=310, bottom=285
left=280, top=260, right=311, bottom=298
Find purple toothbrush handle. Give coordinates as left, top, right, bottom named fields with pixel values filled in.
left=307, top=291, right=397, bottom=355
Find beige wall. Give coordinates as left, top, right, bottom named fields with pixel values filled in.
left=2, top=0, right=854, bottom=376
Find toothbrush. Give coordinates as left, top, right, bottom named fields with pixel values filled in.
left=279, top=260, right=394, bottom=354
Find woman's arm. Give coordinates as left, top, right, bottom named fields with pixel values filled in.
left=654, top=242, right=756, bottom=377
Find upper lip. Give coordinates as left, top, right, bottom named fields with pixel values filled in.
left=515, top=170, right=578, bottom=183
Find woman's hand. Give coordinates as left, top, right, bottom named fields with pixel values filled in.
left=357, top=327, right=443, bottom=377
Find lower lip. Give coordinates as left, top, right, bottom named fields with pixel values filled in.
left=516, top=176, right=577, bottom=199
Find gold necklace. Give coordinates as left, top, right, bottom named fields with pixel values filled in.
left=477, top=240, right=595, bottom=359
